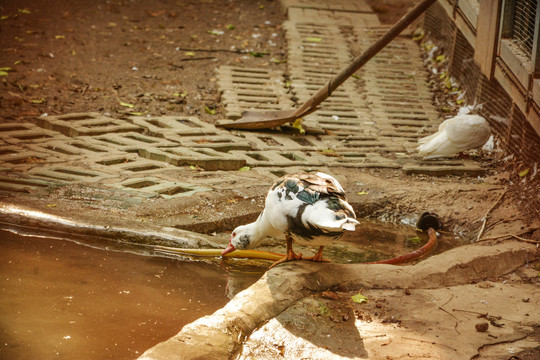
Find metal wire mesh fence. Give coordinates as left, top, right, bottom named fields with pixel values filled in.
left=423, top=1, right=540, bottom=219
left=423, top=1, right=540, bottom=168
left=512, top=0, right=537, bottom=58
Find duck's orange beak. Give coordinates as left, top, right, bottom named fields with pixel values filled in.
left=221, top=238, right=236, bottom=255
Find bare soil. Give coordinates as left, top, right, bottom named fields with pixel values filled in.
left=1, top=0, right=287, bottom=123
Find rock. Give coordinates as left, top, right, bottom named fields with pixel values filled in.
left=475, top=322, right=489, bottom=332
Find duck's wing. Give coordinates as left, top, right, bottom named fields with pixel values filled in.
left=418, top=120, right=448, bottom=145
left=444, top=115, right=491, bottom=149
left=266, top=173, right=358, bottom=239
left=418, top=115, right=490, bottom=158
left=271, top=172, right=346, bottom=201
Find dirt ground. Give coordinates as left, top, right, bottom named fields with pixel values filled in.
left=2, top=0, right=538, bottom=239
left=1, top=0, right=418, bottom=122
left=1, top=0, right=288, bottom=123
left=1, top=1, right=540, bottom=359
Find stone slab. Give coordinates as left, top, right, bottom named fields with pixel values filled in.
left=217, top=66, right=294, bottom=120
left=139, top=148, right=246, bottom=171
left=116, top=177, right=212, bottom=199
left=287, top=7, right=380, bottom=26
left=0, top=122, right=60, bottom=145
left=28, top=165, right=115, bottom=183
left=280, top=0, right=373, bottom=13
left=36, top=112, right=141, bottom=137
left=402, top=160, right=487, bottom=176
left=0, top=175, right=60, bottom=194
left=129, top=115, right=218, bottom=137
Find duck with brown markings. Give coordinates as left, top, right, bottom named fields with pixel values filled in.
left=221, top=172, right=359, bottom=268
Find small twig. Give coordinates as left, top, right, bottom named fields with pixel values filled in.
left=476, top=190, right=507, bottom=242
left=401, top=336, right=458, bottom=352
left=175, top=47, right=243, bottom=53
left=479, top=230, right=540, bottom=244
left=179, top=56, right=216, bottom=62
left=452, top=308, right=519, bottom=323
left=508, top=234, right=540, bottom=244
left=438, top=295, right=461, bottom=334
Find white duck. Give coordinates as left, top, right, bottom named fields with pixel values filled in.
left=221, top=172, right=359, bottom=268
left=417, top=114, right=491, bottom=159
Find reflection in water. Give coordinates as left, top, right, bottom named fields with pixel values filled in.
left=0, top=227, right=259, bottom=360
left=261, top=218, right=464, bottom=264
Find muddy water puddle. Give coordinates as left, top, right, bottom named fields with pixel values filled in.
left=0, top=227, right=258, bottom=360
left=0, top=218, right=465, bottom=359
left=255, top=218, right=466, bottom=264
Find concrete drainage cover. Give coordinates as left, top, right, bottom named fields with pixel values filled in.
left=117, top=177, right=212, bottom=199
left=36, top=112, right=141, bottom=137
left=352, top=26, right=440, bottom=143
left=217, top=66, right=294, bottom=120
left=402, top=160, right=487, bottom=177
left=0, top=175, right=60, bottom=194
left=0, top=122, right=58, bottom=144
left=0, top=9, right=488, bottom=185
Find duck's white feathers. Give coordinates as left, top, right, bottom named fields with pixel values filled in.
left=231, top=172, right=358, bottom=250
left=418, top=114, right=491, bottom=159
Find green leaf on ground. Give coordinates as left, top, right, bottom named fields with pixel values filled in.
left=407, top=236, right=422, bottom=244
left=173, top=91, right=187, bottom=98
left=204, top=106, right=216, bottom=115
left=435, top=54, right=446, bottom=62
left=292, top=118, right=304, bottom=134
left=119, top=101, right=135, bottom=108
left=351, top=294, right=368, bottom=304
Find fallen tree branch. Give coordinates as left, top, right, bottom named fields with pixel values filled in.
left=479, top=228, right=540, bottom=244
left=476, top=190, right=507, bottom=242
left=438, top=294, right=461, bottom=334
left=401, top=336, right=458, bottom=352
left=179, top=56, right=216, bottom=62
left=175, top=47, right=244, bottom=53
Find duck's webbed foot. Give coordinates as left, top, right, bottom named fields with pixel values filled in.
left=269, top=236, right=302, bottom=269
left=302, top=246, right=330, bottom=263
